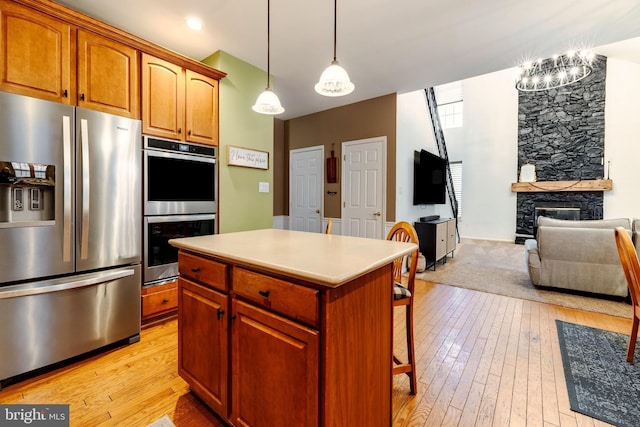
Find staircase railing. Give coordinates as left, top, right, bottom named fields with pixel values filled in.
left=424, top=87, right=459, bottom=222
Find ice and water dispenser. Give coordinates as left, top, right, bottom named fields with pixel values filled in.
left=0, top=161, right=55, bottom=225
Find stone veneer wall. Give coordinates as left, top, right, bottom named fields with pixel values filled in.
left=516, top=56, right=607, bottom=240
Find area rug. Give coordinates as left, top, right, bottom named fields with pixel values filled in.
left=146, top=415, right=176, bottom=427
left=556, top=320, right=640, bottom=427
left=415, top=238, right=631, bottom=318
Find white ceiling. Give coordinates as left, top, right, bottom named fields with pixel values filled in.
left=56, top=0, right=640, bottom=120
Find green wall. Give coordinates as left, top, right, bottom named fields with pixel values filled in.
left=202, top=51, right=274, bottom=233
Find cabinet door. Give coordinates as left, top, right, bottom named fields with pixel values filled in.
left=446, top=219, right=457, bottom=254
left=435, top=222, right=448, bottom=260
left=77, top=30, right=139, bottom=118
left=0, top=0, right=73, bottom=103
left=141, top=53, right=185, bottom=140
left=185, top=69, right=218, bottom=146
left=178, top=277, right=229, bottom=417
left=231, top=299, right=319, bottom=427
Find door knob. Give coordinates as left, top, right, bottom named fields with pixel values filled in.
left=316, top=209, right=321, bottom=214
left=374, top=211, right=382, bottom=216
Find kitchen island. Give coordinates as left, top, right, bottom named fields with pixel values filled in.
left=170, top=228, right=417, bottom=427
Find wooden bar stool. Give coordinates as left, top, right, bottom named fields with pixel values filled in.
left=387, top=221, right=419, bottom=394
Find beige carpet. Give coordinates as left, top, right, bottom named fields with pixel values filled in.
left=146, top=415, right=176, bottom=427
left=415, top=238, right=632, bottom=318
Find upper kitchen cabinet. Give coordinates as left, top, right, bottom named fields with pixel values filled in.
left=1, top=1, right=225, bottom=122
left=185, top=70, right=219, bottom=146
left=142, top=54, right=219, bottom=146
left=0, top=2, right=140, bottom=118
left=141, top=54, right=185, bottom=140
left=77, top=30, right=139, bottom=119
left=0, top=0, right=74, bottom=104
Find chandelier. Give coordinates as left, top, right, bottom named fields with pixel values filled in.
left=515, top=50, right=595, bottom=92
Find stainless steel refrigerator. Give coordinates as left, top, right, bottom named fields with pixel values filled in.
left=0, top=91, right=142, bottom=384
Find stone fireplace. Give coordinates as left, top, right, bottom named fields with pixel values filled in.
left=515, top=55, right=607, bottom=243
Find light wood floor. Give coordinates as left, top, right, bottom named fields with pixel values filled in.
left=0, top=280, right=632, bottom=427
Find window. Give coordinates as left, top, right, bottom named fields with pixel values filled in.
left=449, top=161, right=463, bottom=220
left=435, top=81, right=463, bottom=129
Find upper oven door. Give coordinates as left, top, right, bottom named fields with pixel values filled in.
left=144, top=147, right=216, bottom=216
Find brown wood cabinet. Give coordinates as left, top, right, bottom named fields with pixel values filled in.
left=178, top=276, right=229, bottom=417
left=185, top=70, right=219, bottom=145
left=142, top=54, right=219, bottom=146
left=177, top=254, right=229, bottom=415
left=141, top=279, right=178, bottom=322
left=231, top=299, right=319, bottom=427
left=77, top=30, right=139, bottom=118
left=176, top=248, right=392, bottom=427
left=1, top=1, right=225, bottom=123
left=0, top=0, right=74, bottom=103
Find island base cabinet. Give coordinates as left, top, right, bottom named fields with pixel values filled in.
left=178, top=277, right=229, bottom=418
left=231, top=299, right=319, bottom=427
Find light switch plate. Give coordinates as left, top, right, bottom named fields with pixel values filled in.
left=259, top=182, right=269, bottom=193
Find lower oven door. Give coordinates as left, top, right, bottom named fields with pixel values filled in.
left=143, top=214, right=216, bottom=285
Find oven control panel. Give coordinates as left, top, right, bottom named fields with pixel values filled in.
left=144, top=136, right=216, bottom=158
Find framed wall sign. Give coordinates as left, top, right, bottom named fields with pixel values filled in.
left=227, top=145, right=269, bottom=170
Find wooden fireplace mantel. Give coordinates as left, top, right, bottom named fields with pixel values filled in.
left=511, top=179, right=613, bottom=193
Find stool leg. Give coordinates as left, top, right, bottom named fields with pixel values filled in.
left=405, top=300, right=417, bottom=394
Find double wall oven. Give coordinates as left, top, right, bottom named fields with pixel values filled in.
left=143, top=136, right=217, bottom=287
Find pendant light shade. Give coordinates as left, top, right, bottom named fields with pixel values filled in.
left=253, top=0, right=285, bottom=115
left=315, top=60, right=354, bottom=96
left=315, top=0, right=354, bottom=97
left=252, top=88, right=284, bottom=114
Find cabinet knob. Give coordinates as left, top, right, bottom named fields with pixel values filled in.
left=178, top=128, right=182, bottom=134
left=161, top=298, right=169, bottom=304
left=374, top=211, right=382, bottom=216
left=258, top=290, right=270, bottom=298
left=217, top=307, right=225, bottom=320
left=188, top=129, right=192, bottom=136
left=80, top=93, right=85, bottom=101
left=63, top=89, right=68, bottom=98
left=191, top=267, right=200, bottom=273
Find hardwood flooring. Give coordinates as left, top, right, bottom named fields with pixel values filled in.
left=0, top=280, right=632, bottom=427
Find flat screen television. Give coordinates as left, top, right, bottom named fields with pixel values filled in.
left=413, top=149, right=446, bottom=205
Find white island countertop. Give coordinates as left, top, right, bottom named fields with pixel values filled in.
left=169, top=228, right=417, bottom=288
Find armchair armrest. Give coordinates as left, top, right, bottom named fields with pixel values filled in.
left=524, top=239, right=541, bottom=285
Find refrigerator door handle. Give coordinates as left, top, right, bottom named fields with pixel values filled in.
left=63, top=115, right=72, bottom=263
left=0, top=268, right=135, bottom=299
left=80, top=118, right=90, bottom=260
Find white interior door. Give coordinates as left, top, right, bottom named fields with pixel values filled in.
left=342, top=137, right=386, bottom=239
left=289, top=146, right=324, bottom=232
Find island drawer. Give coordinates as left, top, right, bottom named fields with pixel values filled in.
left=232, top=268, right=319, bottom=328
left=179, top=251, right=228, bottom=292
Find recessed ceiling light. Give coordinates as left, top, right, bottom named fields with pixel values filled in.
left=186, top=17, right=202, bottom=31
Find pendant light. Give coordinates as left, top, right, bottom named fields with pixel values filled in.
left=253, top=0, right=285, bottom=115
left=315, top=0, right=354, bottom=97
